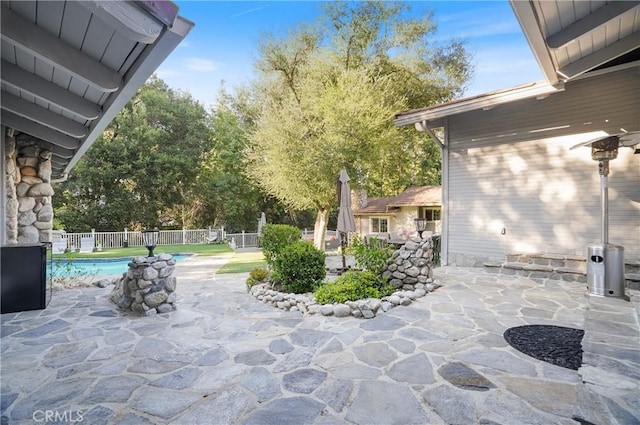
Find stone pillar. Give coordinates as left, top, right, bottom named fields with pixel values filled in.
left=4, top=134, right=55, bottom=244
left=382, top=236, right=435, bottom=289
left=110, top=254, right=178, bottom=315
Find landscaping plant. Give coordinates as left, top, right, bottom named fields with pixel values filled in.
left=246, top=267, right=270, bottom=291
left=349, top=236, right=393, bottom=275
left=271, top=241, right=325, bottom=293
left=51, top=252, right=99, bottom=288
left=259, top=224, right=302, bottom=268
left=314, top=270, right=393, bottom=304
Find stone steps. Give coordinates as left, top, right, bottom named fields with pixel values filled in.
left=484, top=253, right=640, bottom=288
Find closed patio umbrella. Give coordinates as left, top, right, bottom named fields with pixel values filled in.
left=257, top=212, right=267, bottom=235
left=337, top=168, right=356, bottom=270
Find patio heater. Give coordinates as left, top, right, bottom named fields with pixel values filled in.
left=571, top=131, right=639, bottom=299
left=142, top=228, right=160, bottom=257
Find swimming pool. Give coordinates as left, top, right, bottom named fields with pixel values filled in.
left=51, top=254, right=192, bottom=277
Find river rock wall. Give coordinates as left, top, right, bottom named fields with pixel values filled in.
left=4, top=133, right=55, bottom=244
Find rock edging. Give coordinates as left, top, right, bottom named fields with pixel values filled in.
left=249, top=235, right=440, bottom=319
left=248, top=280, right=441, bottom=319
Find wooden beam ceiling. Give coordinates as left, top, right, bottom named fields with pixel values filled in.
left=558, top=32, right=640, bottom=80
left=1, top=61, right=102, bottom=120
left=1, top=92, right=88, bottom=138
left=547, top=1, right=640, bottom=49
left=78, top=1, right=163, bottom=44
left=1, top=111, right=81, bottom=150
left=1, top=6, right=122, bottom=92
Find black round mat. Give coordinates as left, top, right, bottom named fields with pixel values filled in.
left=503, top=325, right=584, bottom=370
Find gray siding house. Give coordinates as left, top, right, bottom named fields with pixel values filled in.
left=395, top=1, right=639, bottom=267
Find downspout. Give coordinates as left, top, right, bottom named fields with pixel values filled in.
left=415, top=121, right=444, bottom=149
left=415, top=119, right=448, bottom=266
left=1, top=127, right=6, bottom=245
left=441, top=119, right=449, bottom=266
left=51, top=173, right=69, bottom=184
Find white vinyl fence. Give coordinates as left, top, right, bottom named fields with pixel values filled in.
left=55, top=228, right=226, bottom=251
left=224, top=229, right=340, bottom=249
left=225, top=232, right=259, bottom=249
left=55, top=228, right=341, bottom=252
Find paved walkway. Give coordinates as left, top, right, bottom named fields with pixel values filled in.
left=1, top=256, right=638, bottom=424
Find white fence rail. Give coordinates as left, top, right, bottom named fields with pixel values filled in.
left=225, top=232, right=259, bottom=249
left=54, top=227, right=341, bottom=252
left=54, top=228, right=226, bottom=251
left=225, top=229, right=340, bottom=249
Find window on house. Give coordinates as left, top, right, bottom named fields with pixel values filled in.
left=420, top=207, right=441, bottom=221
left=371, top=218, right=388, bottom=233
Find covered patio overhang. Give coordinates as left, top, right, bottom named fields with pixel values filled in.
left=1, top=0, right=194, bottom=245
left=1, top=0, right=194, bottom=180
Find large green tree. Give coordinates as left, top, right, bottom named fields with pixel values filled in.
left=194, top=88, right=317, bottom=232
left=244, top=1, right=472, bottom=249
left=53, top=77, right=210, bottom=231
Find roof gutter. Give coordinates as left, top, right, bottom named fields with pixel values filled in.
left=394, top=80, right=562, bottom=127
left=51, top=173, right=69, bottom=184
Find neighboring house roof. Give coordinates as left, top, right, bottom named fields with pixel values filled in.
left=1, top=0, right=194, bottom=179
left=388, top=185, right=441, bottom=207
left=353, top=197, right=396, bottom=215
left=353, top=186, right=441, bottom=215
left=394, top=0, right=640, bottom=128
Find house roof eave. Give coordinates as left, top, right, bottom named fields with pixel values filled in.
left=394, top=81, right=562, bottom=127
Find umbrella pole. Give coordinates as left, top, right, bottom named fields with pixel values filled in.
left=341, top=232, right=347, bottom=270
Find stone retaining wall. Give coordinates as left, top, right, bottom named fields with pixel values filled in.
left=382, top=236, right=435, bottom=288
left=4, top=133, right=55, bottom=244
left=110, top=254, right=177, bottom=315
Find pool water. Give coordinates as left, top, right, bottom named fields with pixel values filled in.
left=51, top=254, right=191, bottom=277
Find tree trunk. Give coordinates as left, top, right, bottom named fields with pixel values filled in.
left=313, top=208, right=329, bottom=251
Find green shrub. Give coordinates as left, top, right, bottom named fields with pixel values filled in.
left=348, top=236, right=393, bottom=275
left=314, top=270, right=393, bottom=304
left=246, top=267, right=269, bottom=291
left=272, top=241, right=326, bottom=293
left=260, top=224, right=302, bottom=268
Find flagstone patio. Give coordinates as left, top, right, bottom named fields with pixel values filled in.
left=1, top=255, right=638, bottom=425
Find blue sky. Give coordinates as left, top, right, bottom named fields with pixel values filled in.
left=157, top=1, right=544, bottom=108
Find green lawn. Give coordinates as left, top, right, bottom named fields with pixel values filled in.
left=217, top=251, right=267, bottom=274
left=53, top=243, right=233, bottom=259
